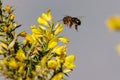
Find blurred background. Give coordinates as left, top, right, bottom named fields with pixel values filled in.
left=2, top=0, right=120, bottom=80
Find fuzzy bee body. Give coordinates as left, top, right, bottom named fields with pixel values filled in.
left=63, top=16, right=81, bottom=31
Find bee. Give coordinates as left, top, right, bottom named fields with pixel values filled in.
left=63, top=16, right=81, bottom=31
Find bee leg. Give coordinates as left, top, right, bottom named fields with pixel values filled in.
left=75, top=25, right=78, bottom=31
left=67, top=24, right=69, bottom=27
left=69, top=23, right=73, bottom=28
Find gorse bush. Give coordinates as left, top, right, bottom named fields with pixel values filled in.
left=0, top=1, right=76, bottom=80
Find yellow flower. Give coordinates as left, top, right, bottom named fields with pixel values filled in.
left=26, top=34, right=34, bottom=44
left=3, top=26, right=8, bottom=32
left=56, top=55, right=65, bottom=68
left=64, top=55, right=76, bottom=69
left=23, top=40, right=27, bottom=46
left=37, top=17, right=49, bottom=26
left=35, top=65, right=41, bottom=73
left=25, top=34, right=37, bottom=44
left=52, top=46, right=67, bottom=55
left=18, top=31, right=27, bottom=37
left=18, top=62, right=25, bottom=74
left=48, top=38, right=58, bottom=49
left=10, top=14, right=15, bottom=21
left=46, top=30, right=54, bottom=40
left=41, top=56, right=47, bottom=68
left=42, top=9, right=52, bottom=21
left=18, top=66, right=24, bottom=74
left=51, top=72, right=63, bottom=80
left=9, top=58, right=18, bottom=69
left=13, top=22, right=18, bottom=28
left=56, top=55, right=65, bottom=63
left=106, top=15, right=120, bottom=31
left=47, top=60, right=57, bottom=69
left=31, top=25, right=43, bottom=38
left=7, top=22, right=13, bottom=32
left=16, top=49, right=26, bottom=62
left=59, top=37, right=69, bottom=44
left=54, top=23, right=64, bottom=35
left=31, top=34, right=38, bottom=43
left=5, top=5, right=11, bottom=13
left=31, top=25, right=42, bottom=35
left=3, top=22, right=13, bottom=32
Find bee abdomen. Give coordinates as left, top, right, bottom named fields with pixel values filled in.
left=72, top=17, right=81, bottom=25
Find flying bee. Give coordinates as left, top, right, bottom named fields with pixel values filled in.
left=62, top=16, right=81, bottom=31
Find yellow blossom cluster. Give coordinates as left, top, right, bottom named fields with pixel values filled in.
left=106, top=15, right=120, bottom=55
left=106, top=15, right=120, bottom=31
left=0, top=1, right=76, bottom=80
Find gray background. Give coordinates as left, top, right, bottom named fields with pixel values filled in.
left=2, top=0, right=120, bottom=80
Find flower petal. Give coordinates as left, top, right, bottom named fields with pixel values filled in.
left=16, top=49, right=26, bottom=62
left=59, top=37, right=69, bottom=44
left=52, top=46, right=67, bottom=55
left=37, top=17, right=49, bottom=26
left=106, top=15, right=120, bottom=31
left=64, top=55, right=76, bottom=69
left=54, top=24, right=64, bottom=35
left=42, top=9, right=52, bottom=21
left=18, top=31, right=27, bottom=37
left=48, top=38, right=58, bottom=49
left=9, top=58, right=18, bottom=69
left=31, top=25, right=42, bottom=35
left=51, top=72, right=63, bottom=80
left=47, top=60, right=57, bottom=69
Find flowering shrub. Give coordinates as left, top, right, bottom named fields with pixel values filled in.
left=0, top=1, right=76, bottom=80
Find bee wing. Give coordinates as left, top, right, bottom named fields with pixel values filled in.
left=57, top=15, right=70, bottom=22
